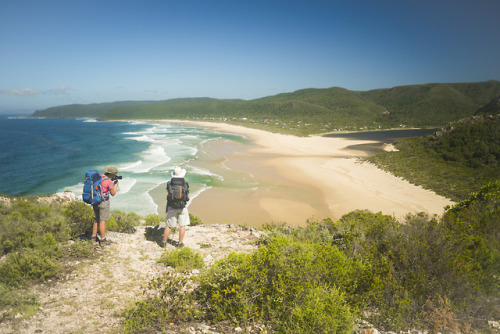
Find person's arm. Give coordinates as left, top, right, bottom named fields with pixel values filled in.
left=109, top=180, right=118, bottom=196
left=103, top=178, right=118, bottom=196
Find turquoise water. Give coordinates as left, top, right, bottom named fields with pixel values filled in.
left=0, top=116, right=246, bottom=216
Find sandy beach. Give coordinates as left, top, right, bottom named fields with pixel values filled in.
left=152, top=121, right=455, bottom=227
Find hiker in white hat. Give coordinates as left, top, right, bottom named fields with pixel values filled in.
left=161, top=167, right=190, bottom=248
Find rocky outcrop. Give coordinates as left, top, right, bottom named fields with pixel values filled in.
left=35, top=191, right=77, bottom=204
left=0, top=192, right=77, bottom=206
left=433, top=113, right=499, bottom=138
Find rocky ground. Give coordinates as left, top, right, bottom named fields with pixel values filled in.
left=0, top=223, right=263, bottom=334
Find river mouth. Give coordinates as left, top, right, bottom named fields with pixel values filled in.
left=324, top=128, right=437, bottom=141
left=326, top=128, right=437, bottom=156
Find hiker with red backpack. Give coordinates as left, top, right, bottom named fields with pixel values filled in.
left=83, top=166, right=120, bottom=246
left=160, top=167, right=190, bottom=248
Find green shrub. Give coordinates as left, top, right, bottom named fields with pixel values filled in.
left=0, top=213, right=38, bottom=255
left=107, top=210, right=141, bottom=233
left=122, top=272, right=201, bottom=333
left=0, top=198, right=71, bottom=288
left=189, top=213, right=203, bottom=226
left=68, top=239, right=94, bottom=258
left=198, top=252, right=253, bottom=322
left=289, top=284, right=353, bottom=334
left=0, top=199, right=71, bottom=255
left=0, top=246, right=61, bottom=287
left=198, top=238, right=362, bottom=331
left=106, top=216, right=118, bottom=231
left=332, top=210, right=400, bottom=257
left=440, top=181, right=500, bottom=308
left=9, top=200, right=51, bottom=222
left=0, top=283, right=39, bottom=320
left=144, top=213, right=161, bottom=226
left=63, top=201, right=94, bottom=238
left=158, top=247, right=204, bottom=271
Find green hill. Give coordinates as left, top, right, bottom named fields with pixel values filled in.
left=360, top=81, right=500, bottom=127
left=31, top=98, right=215, bottom=118
left=32, top=81, right=500, bottom=135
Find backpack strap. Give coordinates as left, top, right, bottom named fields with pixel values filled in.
left=101, top=176, right=111, bottom=201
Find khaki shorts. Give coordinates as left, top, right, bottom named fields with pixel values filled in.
left=93, top=200, right=111, bottom=222
left=166, top=207, right=190, bottom=228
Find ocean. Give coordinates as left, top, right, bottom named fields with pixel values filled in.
left=0, top=116, right=247, bottom=216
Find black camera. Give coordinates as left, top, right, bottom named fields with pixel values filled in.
left=112, top=175, right=123, bottom=181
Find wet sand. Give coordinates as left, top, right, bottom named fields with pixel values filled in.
left=150, top=121, right=454, bottom=227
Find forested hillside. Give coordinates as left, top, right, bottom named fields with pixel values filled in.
left=31, top=98, right=214, bottom=118
left=32, top=81, right=500, bottom=135
left=360, top=81, right=500, bottom=126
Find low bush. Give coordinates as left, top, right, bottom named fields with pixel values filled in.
left=158, top=247, right=204, bottom=272
left=440, top=180, right=500, bottom=315
left=107, top=210, right=142, bottom=233
left=0, top=283, right=39, bottom=320
left=1, top=201, right=70, bottom=255
left=0, top=199, right=73, bottom=290
left=68, top=239, right=94, bottom=258
left=288, top=284, right=353, bottom=334
left=63, top=201, right=94, bottom=238
left=198, top=237, right=363, bottom=332
left=189, top=213, right=203, bottom=226
left=144, top=213, right=161, bottom=226
left=0, top=245, right=61, bottom=287
left=122, top=272, right=201, bottom=333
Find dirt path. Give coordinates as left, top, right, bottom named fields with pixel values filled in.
left=0, top=224, right=262, bottom=334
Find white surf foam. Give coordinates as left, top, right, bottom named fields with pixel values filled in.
left=60, top=121, right=248, bottom=216
left=120, top=160, right=143, bottom=171
left=187, top=165, right=224, bottom=181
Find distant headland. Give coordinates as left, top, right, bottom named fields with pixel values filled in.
left=32, top=80, right=500, bottom=136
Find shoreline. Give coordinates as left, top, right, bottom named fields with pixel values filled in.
left=149, top=120, right=454, bottom=227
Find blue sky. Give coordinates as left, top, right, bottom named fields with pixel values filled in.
left=1, top=0, right=499, bottom=113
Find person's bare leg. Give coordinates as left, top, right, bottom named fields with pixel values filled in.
left=99, top=220, right=106, bottom=238
left=179, top=226, right=186, bottom=243
left=92, top=222, right=98, bottom=240
left=162, top=226, right=171, bottom=244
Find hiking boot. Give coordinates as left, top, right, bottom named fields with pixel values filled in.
left=99, top=238, right=110, bottom=246
left=159, top=240, right=167, bottom=248
left=177, top=242, right=184, bottom=248
left=91, top=235, right=97, bottom=242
